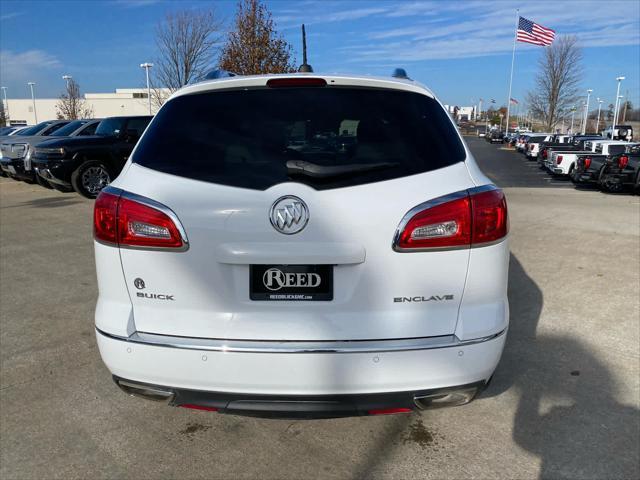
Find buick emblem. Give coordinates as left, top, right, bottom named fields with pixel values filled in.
left=269, top=196, right=309, bottom=234
left=134, top=278, right=146, bottom=290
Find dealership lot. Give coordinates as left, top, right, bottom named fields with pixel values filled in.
left=1, top=138, right=638, bottom=479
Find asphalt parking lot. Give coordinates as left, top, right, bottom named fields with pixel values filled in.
left=1, top=138, right=639, bottom=479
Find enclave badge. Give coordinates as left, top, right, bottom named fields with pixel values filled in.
left=269, top=196, right=309, bottom=234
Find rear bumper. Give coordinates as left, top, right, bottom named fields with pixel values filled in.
left=112, top=375, right=488, bottom=418
left=96, top=327, right=506, bottom=412
left=574, top=170, right=600, bottom=183
left=601, top=172, right=632, bottom=185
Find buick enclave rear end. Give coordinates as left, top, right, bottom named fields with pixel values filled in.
left=94, top=73, right=509, bottom=418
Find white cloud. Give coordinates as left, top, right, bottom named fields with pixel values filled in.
left=341, top=1, right=640, bottom=62
left=113, top=0, right=161, bottom=8
left=0, top=50, right=62, bottom=85
left=275, top=5, right=389, bottom=28
left=0, top=11, right=25, bottom=21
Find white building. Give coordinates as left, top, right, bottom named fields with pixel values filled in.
left=444, top=105, right=477, bottom=122
left=3, top=88, right=168, bottom=125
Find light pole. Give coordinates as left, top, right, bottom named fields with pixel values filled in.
left=612, top=76, right=625, bottom=130
left=27, top=82, right=37, bottom=124
left=62, top=75, right=72, bottom=90
left=582, top=89, right=592, bottom=134
left=140, top=62, right=153, bottom=114
left=1, top=86, right=8, bottom=123
left=478, top=98, right=483, bottom=122
left=570, top=107, right=576, bottom=133
left=596, top=98, right=603, bottom=133
left=616, top=95, right=624, bottom=126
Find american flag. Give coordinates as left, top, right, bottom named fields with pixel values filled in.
left=510, top=98, right=518, bottom=105
left=517, top=16, right=555, bottom=46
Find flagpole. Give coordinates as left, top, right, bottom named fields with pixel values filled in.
left=505, top=9, right=519, bottom=135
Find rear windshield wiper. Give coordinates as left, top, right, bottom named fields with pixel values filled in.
left=286, top=160, right=399, bottom=179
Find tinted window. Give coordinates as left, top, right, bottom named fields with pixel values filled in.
left=15, top=121, right=52, bottom=136
left=51, top=120, right=87, bottom=136
left=41, top=122, right=69, bottom=135
left=96, top=118, right=126, bottom=137
left=79, top=122, right=98, bottom=136
left=133, top=87, right=465, bottom=190
left=608, top=144, right=628, bottom=155
left=125, top=117, right=151, bottom=135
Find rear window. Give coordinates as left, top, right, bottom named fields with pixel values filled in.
left=133, top=87, right=465, bottom=190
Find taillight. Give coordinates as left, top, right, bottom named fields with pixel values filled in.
left=394, top=187, right=508, bottom=251
left=584, top=157, right=592, bottom=169
left=94, top=189, right=187, bottom=250
left=542, top=149, right=548, bottom=159
left=557, top=155, right=563, bottom=164
left=94, top=192, right=119, bottom=245
left=619, top=155, right=629, bottom=169
left=471, top=190, right=509, bottom=245
left=529, top=144, right=534, bottom=151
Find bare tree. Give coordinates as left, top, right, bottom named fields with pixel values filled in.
left=55, top=79, right=94, bottom=120
left=526, top=36, right=582, bottom=131
left=151, top=9, right=223, bottom=107
left=219, top=0, right=296, bottom=75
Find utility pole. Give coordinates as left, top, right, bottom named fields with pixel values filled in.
left=622, top=89, right=629, bottom=123
left=570, top=107, right=576, bottom=133
left=612, top=76, right=625, bottom=130
left=1, top=87, right=8, bottom=123
left=582, top=89, right=592, bottom=134
left=27, top=82, right=37, bottom=124
left=140, top=62, right=154, bottom=115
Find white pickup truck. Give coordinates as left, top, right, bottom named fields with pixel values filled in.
left=546, top=140, right=636, bottom=176
left=524, top=134, right=554, bottom=159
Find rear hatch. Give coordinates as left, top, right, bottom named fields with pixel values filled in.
left=111, top=79, right=477, bottom=341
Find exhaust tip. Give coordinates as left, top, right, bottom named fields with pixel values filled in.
left=117, top=380, right=174, bottom=402
left=414, top=386, right=479, bottom=410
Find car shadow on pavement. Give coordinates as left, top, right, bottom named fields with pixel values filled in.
left=489, top=254, right=639, bottom=479
left=2, top=195, right=84, bottom=209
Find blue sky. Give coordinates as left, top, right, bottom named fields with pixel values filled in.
left=1, top=0, right=639, bottom=110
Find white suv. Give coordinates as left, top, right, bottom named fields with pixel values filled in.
left=94, top=73, right=509, bottom=418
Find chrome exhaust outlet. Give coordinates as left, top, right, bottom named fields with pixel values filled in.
left=117, top=379, right=175, bottom=402
left=413, top=386, right=479, bottom=410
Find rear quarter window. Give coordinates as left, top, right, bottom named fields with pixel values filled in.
left=133, top=86, right=466, bottom=190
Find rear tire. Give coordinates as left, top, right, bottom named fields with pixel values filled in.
left=598, top=167, right=622, bottom=193
left=71, top=160, right=112, bottom=199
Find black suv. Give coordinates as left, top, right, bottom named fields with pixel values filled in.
left=32, top=116, right=152, bottom=198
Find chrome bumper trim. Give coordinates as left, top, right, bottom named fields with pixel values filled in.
left=96, top=327, right=506, bottom=354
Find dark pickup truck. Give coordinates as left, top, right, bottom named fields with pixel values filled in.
left=571, top=142, right=636, bottom=187
left=32, top=115, right=152, bottom=198
left=599, top=145, right=640, bottom=193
